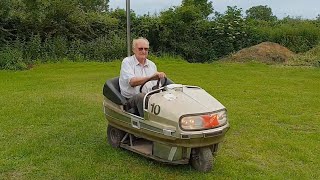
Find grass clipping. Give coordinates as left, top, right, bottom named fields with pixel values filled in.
left=290, top=45, right=320, bottom=67
left=227, top=42, right=295, bottom=64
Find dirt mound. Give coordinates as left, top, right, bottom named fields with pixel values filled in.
left=228, top=42, right=295, bottom=64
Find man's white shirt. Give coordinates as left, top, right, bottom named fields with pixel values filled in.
left=119, top=55, right=158, bottom=98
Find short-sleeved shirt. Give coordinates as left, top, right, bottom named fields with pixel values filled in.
left=119, top=55, right=157, bottom=98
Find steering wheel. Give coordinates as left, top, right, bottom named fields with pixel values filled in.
left=139, top=77, right=167, bottom=93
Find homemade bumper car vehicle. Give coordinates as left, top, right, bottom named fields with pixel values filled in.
left=103, top=77, right=229, bottom=172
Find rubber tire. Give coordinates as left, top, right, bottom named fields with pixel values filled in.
left=190, top=147, right=213, bottom=172
left=107, top=125, right=125, bottom=148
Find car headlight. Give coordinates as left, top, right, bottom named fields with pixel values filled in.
left=179, top=110, right=227, bottom=131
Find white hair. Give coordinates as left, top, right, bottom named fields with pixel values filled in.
left=132, top=37, right=149, bottom=49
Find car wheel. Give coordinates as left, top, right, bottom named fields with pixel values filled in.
left=107, top=125, right=125, bottom=148
left=190, top=147, right=213, bottom=172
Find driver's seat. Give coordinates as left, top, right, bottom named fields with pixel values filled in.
left=103, top=77, right=174, bottom=115
left=103, top=77, right=135, bottom=113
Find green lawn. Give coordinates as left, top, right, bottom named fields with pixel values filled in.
left=0, top=59, right=319, bottom=179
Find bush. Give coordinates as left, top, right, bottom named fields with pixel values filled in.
left=249, top=20, right=320, bottom=53
left=209, top=6, right=251, bottom=58
left=67, top=39, right=85, bottom=61
left=0, top=33, right=127, bottom=68
left=81, top=33, right=126, bottom=61
left=24, top=34, right=42, bottom=61
left=1, top=1, right=320, bottom=65
left=288, top=44, right=320, bottom=67
left=0, top=47, right=27, bottom=70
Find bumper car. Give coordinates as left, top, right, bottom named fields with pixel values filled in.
left=103, top=77, right=229, bottom=172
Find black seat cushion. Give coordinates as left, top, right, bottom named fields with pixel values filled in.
left=103, top=77, right=127, bottom=106
left=103, top=77, right=175, bottom=108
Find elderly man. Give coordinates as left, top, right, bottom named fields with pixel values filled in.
left=119, top=37, right=166, bottom=117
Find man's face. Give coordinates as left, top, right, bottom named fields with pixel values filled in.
left=133, top=40, right=149, bottom=61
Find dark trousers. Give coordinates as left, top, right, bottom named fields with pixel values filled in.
left=127, top=93, right=146, bottom=117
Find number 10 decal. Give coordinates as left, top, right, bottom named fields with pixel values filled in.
left=150, top=103, right=161, bottom=115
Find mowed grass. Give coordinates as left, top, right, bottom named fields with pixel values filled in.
left=0, top=59, right=319, bottom=179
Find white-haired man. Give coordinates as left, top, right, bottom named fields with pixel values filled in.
left=119, top=37, right=166, bottom=117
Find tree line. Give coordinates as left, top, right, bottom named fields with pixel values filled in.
left=1, top=0, right=320, bottom=70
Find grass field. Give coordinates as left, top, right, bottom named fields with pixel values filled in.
left=0, top=59, right=319, bottom=179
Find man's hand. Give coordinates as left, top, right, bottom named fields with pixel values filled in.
left=150, top=72, right=166, bottom=80
left=129, top=72, right=166, bottom=87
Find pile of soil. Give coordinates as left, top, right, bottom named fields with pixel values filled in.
left=227, top=42, right=295, bottom=64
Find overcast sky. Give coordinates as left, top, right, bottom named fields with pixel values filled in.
left=109, top=0, right=320, bottom=19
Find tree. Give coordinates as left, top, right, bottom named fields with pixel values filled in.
left=158, top=1, right=216, bottom=61
left=78, top=0, right=109, bottom=12
left=0, top=0, right=10, bottom=20
left=245, top=5, right=277, bottom=21
left=0, top=0, right=117, bottom=48
left=211, top=6, right=250, bottom=57
left=182, top=0, right=213, bottom=18
left=110, top=8, right=137, bottom=36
